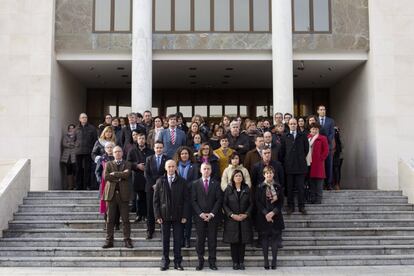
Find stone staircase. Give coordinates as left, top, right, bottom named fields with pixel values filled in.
left=1, top=190, right=414, bottom=267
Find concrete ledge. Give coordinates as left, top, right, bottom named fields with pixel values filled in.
left=0, top=159, right=30, bottom=238
left=399, top=158, right=414, bottom=204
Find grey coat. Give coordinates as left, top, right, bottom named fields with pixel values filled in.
left=61, top=134, right=76, bottom=163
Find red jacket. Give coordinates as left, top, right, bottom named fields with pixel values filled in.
left=308, top=134, right=329, bottom=179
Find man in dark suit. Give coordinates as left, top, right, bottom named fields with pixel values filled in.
left=280, top=118, right=309, bottom=215
left=102, top=146, right=133, bottom=249
left=317, top=105, right=335, bottom=189
left=154, top=160, right=189, bottom=271
left=191, top=163, right=223, bottom=271
left=263, top=131, right=281, bottom=161
left=159, top=114, right=187, bottom=159
left=144, top=140, right=167, bottom=239
left=127, top=131, right=154, bottom=222
left=121, top=112, right=146, bottom=148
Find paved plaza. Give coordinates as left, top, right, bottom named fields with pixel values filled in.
left=1, top=266, right=414, bottom=276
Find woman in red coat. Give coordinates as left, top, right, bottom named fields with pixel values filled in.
left=306, top=123, right=329, bottom=204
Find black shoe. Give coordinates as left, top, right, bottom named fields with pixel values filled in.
left=278, top=241, right=284, bottom=249
left=264, top=266, right=270, bottom=270
left=160, top=264, right=169, bottom=271
left=299, top=207, right=308, bottom=215
left=124, top=239, right=133, bottom=248
left=115, top=224, right=120, bottom=230
left=209, top=263, right=217, bottom=270
left=174, top=263, right=184, bottom=270
left=134, top=216, right=143, bottom=223
left=185, top=239, right=190, bottom=248
left=195, top=263, right=203, bottom=271
left=232, top=263, right=239, bottom=270
left=286, top=207, right=294, bottom=216
left=239, top=263, right=245, bottom=270
left=146, top=232, right=153, bottom=240
left=271, top=265, right=277, bottom=270
left=102, top=241, right=113, bottom=249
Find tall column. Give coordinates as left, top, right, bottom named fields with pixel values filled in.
left=131, top=0, right=153, bottom=112
left=272, top=0, right=294, bottom=115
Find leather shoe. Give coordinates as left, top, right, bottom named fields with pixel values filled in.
left=239, top=263, right=245, bottom=270
left=185, top=239, right=190, bottom=248
left=195, top=263, right=203, bottom=271
left=174, top=263, right=184, bottom=270
left=209, top=263, right=218, bottom=270
left=271, top=265, right=277, bottom=270
left=264, top=266, right=270, bottom=270
left=160, top=264, right=169, bottom=271
left=232, top=263, right=239, bottom=270
left=286, top=207, right=294, bottom=216
left=102, top=241, right=113, bottom=249
left=299, top=207, right=308, bottom=215
left=146, top=232, right=153, bottom=240
left=124, top=239, right=133, bottom=248
left=134, top=216, right=143, bottom=223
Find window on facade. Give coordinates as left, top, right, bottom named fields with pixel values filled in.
left=194, top=106, right=208, bottom=117
left=256, top=106, right=268, bottom=117
left=179, top=106, right=193, bottom=118
left=153, top=0, right=271, bottom=33
left=166, top=106, right=178, bottom=115
left=209, top=105, right=223, bottom=117
left=239, top=105, right=248, bottom=117
left=94, top=0, right=132, bottom=32
left=225, top=106, right=238, bottom=117
left=151, top=107, right=159, bottom=117
left=293, top=0, right=331, bottom=33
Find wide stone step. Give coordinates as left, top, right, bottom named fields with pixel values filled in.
left=13, top=211, right=414, bottom=221
left=1, top=244, right=414, bottom=257
left=1, top=236, right=414, bottom=247
left=6, top=227, right=414, bottom=239
left=21, top=196, right=410, bottom=205
left=27, top=190, right=404, bottom=198
left=9, top=219, right=414, bottom=230
left=18, top=203, right=414, bottom=213
left=0, top=254, right=414, bottom=267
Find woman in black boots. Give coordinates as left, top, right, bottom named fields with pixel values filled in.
left=255, top=166, right=285, bottom=270
left=222, top=169, right=253, bottom=270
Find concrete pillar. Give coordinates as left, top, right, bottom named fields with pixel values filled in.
left=131, top=0, right=153, bottom=112
left=271, top=0, right=294, bottom=115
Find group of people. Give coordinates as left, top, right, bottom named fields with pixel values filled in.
left=60, top=106, right=343, bottom=271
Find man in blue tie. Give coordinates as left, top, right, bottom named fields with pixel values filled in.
left=317, top=105, right=335, bottom=190
left=144, top=140, right=167, bottom=239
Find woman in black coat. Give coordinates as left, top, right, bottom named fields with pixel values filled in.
left=196, top=142, right=220, bottom=181
left=222, top=169, right=253, bottom=270
left=255, top=165, right=285, bottom=270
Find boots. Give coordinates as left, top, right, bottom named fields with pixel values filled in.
left=66, top=175, right=75, bottom=190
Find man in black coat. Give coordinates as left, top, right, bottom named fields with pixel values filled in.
left=227, top=121, right=250, bottom=162
left=279, top=118, right=309, bottom=215
left=251, top=146, right=285, bottom=191
left=74, top=113, right=98, bottom=190
left=191, top=163, right=223, bottom=271
left=127, top=131, right=154, bottom=222
left=144, top=140, right=167, bottom=239
left=154, top=160, right=189, bottom=271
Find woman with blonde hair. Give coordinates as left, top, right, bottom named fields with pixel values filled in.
left=92, top=126, right=116, bottom=164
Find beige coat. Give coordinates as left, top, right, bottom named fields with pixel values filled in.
left=220, top=164, right=251, bottom=191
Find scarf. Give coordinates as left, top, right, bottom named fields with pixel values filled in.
left=178, top=160, right=191, bottom=180
left=306, top=134, right=319, bottom=166
left=264, top=180, right=277, bottom=203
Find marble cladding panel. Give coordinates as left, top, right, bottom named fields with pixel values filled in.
left=55, top=0, right=368, bottom=52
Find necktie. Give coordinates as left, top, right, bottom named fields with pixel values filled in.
left=321, top=118, right=325, bottom=126
left=170, top=129, right=176, bottom=145
left=116, top=160, right=121, bottom=166
left=169, top=176, right=173, bottom=188
left=204, top=179, right=209, bottom=194
left=156, top=156, right=161, bottom=170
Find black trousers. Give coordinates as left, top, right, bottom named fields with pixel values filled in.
left=75, top=154, right=92, bottom=190
left=286, top=174, right=306, bottom=209
left=195, top=218, right=218, bottom=264
left=136, top=191, right=147, bottom=217
left=161, top=221, right=183, bottom=265
left=230, top=243, right=246, bottom=264
left=146, top=190, right=155, bottom=234
left=261, top=233, right=281, bottom=267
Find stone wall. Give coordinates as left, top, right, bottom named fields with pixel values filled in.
left=55, top=0, right=369, bottom=52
